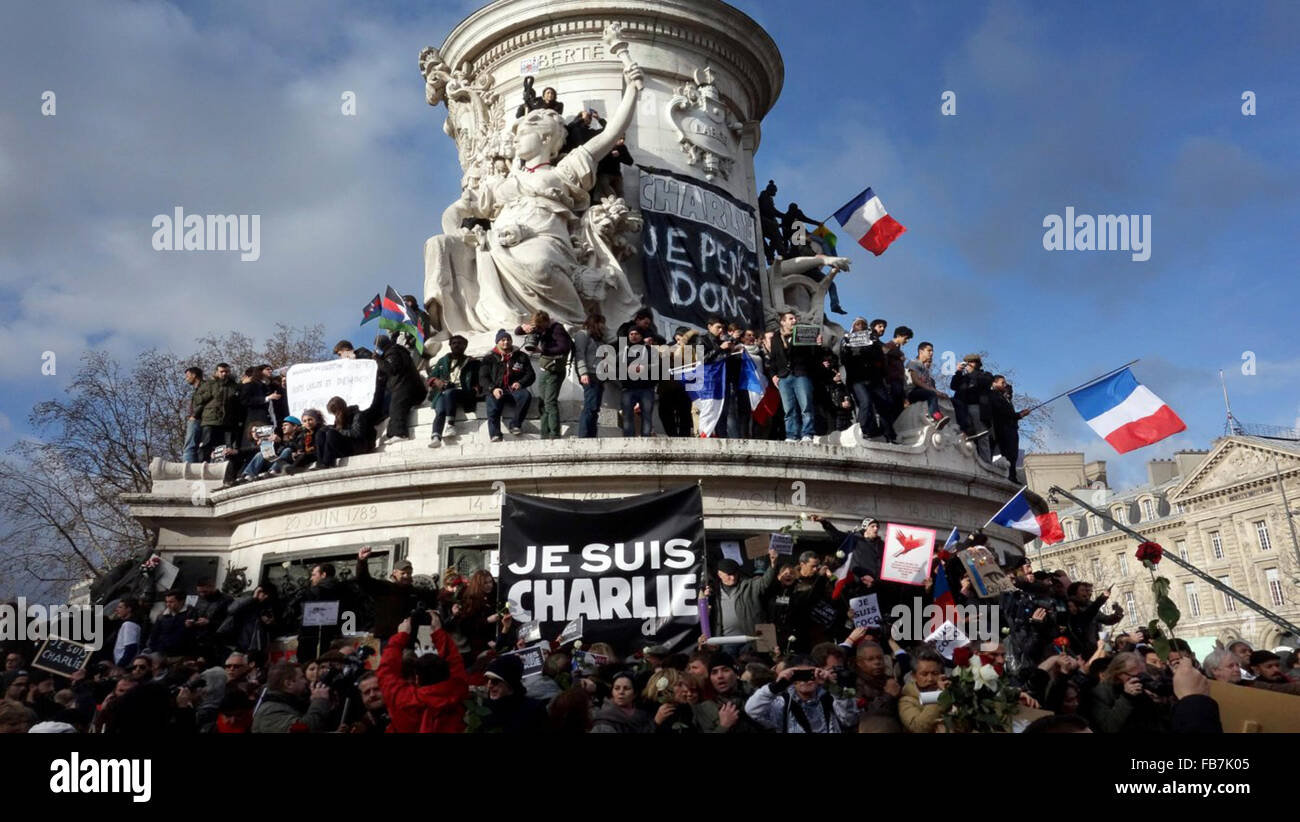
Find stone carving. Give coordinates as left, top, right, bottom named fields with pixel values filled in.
left=420, top=27, right=647, bottom=336
left=668, top=65, right=743, bottom=181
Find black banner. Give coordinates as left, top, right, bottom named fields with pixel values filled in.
left=637, top=166, right=763, bottom=335
left=499, top=485, right=705, bottom=656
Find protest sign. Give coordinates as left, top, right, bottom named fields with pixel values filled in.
left=845, top=331, right=872, bottom=348
left=768, top=533, right=794, bottom=555
left=31, top=637, right=94, bottom=677
left=572, top=650, right=610, bottom=676
left=720, top=541, right=743, bottom=564
left=753, top=623, right=777, bottom=654
left=923, top=620, right=970, bottom=660
left=743, top=535, right=769, bottom=559
left=879, top=523, right=937, bottom=586
left=850, top=594, right=882, bottom=629
left=637, top=166, right=763, bottom=336
left=286, top=358, right=378, bottom=424
left=556, top=616, right=584, bottom=646
left=499, top=485, right=705, bottom=654
left=959, top=546, right=1015, bottom=598
left=302, top=601, right=340, bottom=628
left=792, top=324, right=821, bottom=346
left=509, top=643, right=550, bottom=679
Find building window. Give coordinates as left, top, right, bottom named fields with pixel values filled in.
left=1113, top=506, right=1127, bottom=525
left=1091, top=558, right=1103, bottom=582
left=1219, top=576, right=1236, bottom=612
left=1117, top=553, right=1129, bottom=578
left=1266, top=568, right=1285, bottom=606
left=1088, top=514, right=1101, bottom=534
left=1141, top=499, right=1156, bottom=521
left=1176, top=540, right=1188, bottom=561
left=1063, top=519, right=1077, bottom=541
left=1209, top=531, right=1224, bottom=560
left=1067, top=564, right=1079, bottom=580
left=1173, top=502, right=1184, bottom=514
left=1184, top=582, right=1201, bottom=617
left=1255, top=520, right=1273, bottom=552
left=1124, top=591, right=1138, bottom=622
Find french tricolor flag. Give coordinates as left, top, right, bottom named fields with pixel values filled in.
left=1068, top=367, right=1186, bottom=454
left=832, top=187, right=907, bottom=256
left=987, top=487, right=1064, bottom=545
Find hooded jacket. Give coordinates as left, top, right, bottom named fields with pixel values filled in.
left=251, top=689, right=332, bottom=733
left=378, top=628, right=468, bottom=733
left=192, top=376, right=241, bottom=426
left=590, top=700, right=655, bottom=733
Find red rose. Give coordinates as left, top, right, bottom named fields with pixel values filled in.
left=952, top=646, right=973, bottom=667
left=1135, top=541, right=1163, bottom=565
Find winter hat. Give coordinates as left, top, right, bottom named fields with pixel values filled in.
left=393, top=559, right=414, bottom=573
left=859, top=517, right=879, bottom=531
left=495, top=328, right=512, bottom=344
left=962, top=353, right=982, bottom=365
left=283, top=416, right=302, bottom=426
left=716, top=558, right=742, bottom=576
left=706, top=651, right=737, bottom=672
left=485, top=654, right=525, bottom=693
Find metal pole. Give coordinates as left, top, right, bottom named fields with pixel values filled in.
left=1048, top=484, right=1300, bottom=637
left=1273, top=456, right=1300, bottom=582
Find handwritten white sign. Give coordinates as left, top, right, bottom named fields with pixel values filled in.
left=286, top=359, right=377, bottom=424
left=850, top=594, right=881, bottom=629
left=302, top=601, right=340, bottom=628
left=923, top=620, right=970, bottom=660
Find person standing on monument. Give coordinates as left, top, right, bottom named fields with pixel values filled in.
left=573, top=312, right=613, bottom=438
left=516, top=310, right=572, bottom=439
left=375, top=334, right=427, bottom=444
left=192, top=362, right=241, bottom=461
left=768, top=311, right=821, bottom=442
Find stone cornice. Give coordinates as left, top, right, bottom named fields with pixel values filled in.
left=1170, top=437, right=1300, bottom=504
left=439, top=0, right=784, bottom=121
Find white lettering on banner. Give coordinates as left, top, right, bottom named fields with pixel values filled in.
left=518, top=42, right=608, bottom=75
left=507, top=539, right=694, bottom=575
left=286, top=359, right=378, bottom=424
left=638, top=173, right=757, bottom=252
left=506, top=572, right=697, bottom=623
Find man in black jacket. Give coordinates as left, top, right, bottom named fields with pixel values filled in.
left=768, top=311, right=823, bottom=442
left=480, top=330, right=536, bottom=442
left=294, top=564, right=343, bottom=663
left=354, top=546, right=436, bottom=642
left=374, top=335, right=427, bottom=443
left=147, top=590, right=195, bottom=656
left=190, top=578, right=232, bottom=663
left=239, top=364, right=285, bottom=446
left=478, top=655, right=547, bottom=733
left=516, top=312, right=573, bottom=439
left=988, top=376, right=1030, bottom=481
left=950, top=354, right=995, bottom=461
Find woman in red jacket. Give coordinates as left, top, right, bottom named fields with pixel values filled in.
left=377, top=611, right=468, bottom=733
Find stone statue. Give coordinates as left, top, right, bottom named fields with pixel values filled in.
left=421, top=29, right=645, bottom=337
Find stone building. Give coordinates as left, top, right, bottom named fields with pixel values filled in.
left=1023, top=436, right=1300, bottom=655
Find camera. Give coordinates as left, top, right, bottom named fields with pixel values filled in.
left=317, top=646, right=376, bottom=693
left=791, top=669, right=815, bottom=682
left=523, top=332, right=541, bottom=354
left=409, top=601, right=433, bottom=630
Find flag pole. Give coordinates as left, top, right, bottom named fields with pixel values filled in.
left=1019, top=359, right=1140, bottom=416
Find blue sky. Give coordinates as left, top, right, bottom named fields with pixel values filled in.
left=1, top=0, right=1297, bottom=490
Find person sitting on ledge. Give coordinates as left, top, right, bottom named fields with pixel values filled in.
left=426, top=335, right=480, bottom=448
left=480, top=329, right=535, bottom=442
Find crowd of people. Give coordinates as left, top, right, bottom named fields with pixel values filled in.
left=181, top=306, right=1030, bottom=482
left=4, top=526, right=1294, bottom=735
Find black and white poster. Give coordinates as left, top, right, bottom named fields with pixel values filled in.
left=637, top=166, right=763, bottom=336
left=498, top=485, right=705, bottom=655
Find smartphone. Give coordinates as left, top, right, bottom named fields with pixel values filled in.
left=791, top=669, right=815, bottom=682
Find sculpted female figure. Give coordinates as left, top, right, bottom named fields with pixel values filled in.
left=424, top=61, right=645, bottom=335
